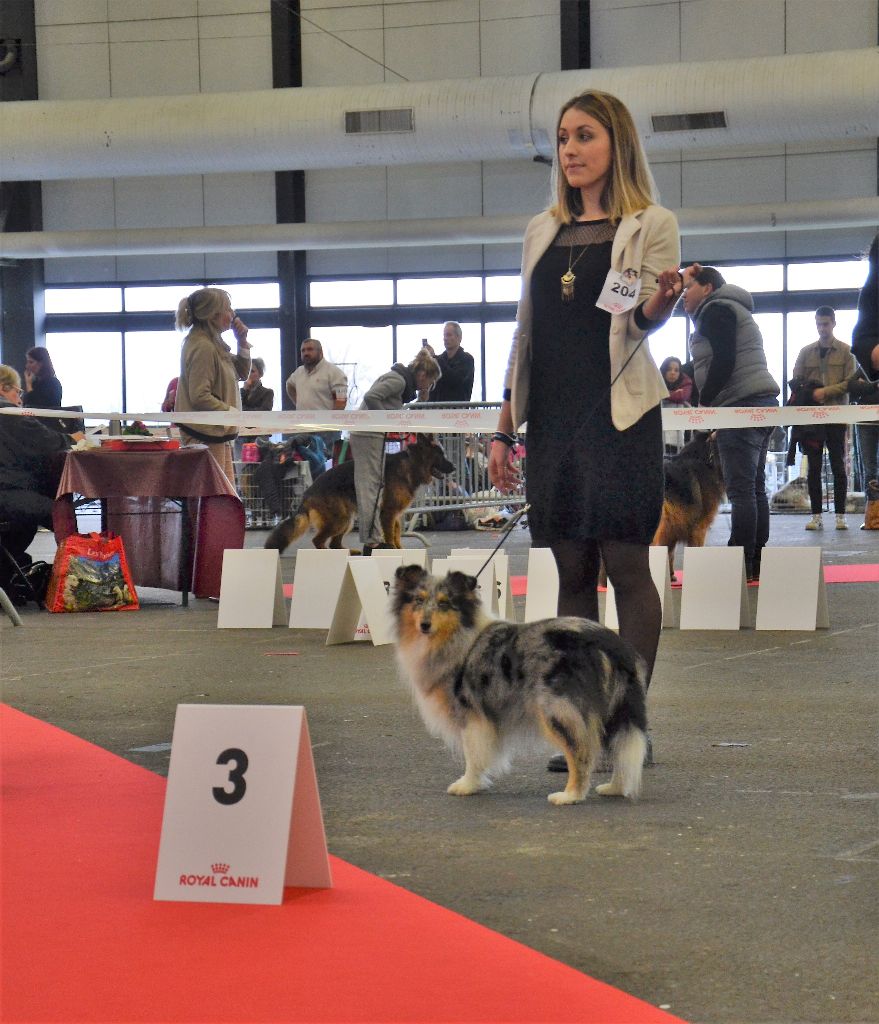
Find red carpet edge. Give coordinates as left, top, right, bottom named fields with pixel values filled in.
left=1, top=704, right=685, bottom=1024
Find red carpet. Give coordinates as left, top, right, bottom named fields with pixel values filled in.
left=1, top=705, right=684, bottom=1024
left=822, top=563, right=879, bottom=584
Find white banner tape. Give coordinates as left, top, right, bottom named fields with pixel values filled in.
left=0, top=404, right=876, bottom=432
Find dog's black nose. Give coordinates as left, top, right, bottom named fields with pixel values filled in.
left=419, top=620, right=432, bottom=633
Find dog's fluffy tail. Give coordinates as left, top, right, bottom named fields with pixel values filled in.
left=596, top=726, right=646, bottom=800
left=264, top=511, right=308, bottom=553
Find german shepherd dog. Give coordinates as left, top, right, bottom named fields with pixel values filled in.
left=264, top=434, right=454, bottom=552
left=392, top=565, right=648, bottom=805
left=653, top=431, right=725, bottom=581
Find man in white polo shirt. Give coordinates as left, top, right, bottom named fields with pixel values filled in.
left=285, top=338, right=348, bottom=457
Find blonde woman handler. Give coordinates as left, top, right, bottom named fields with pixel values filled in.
left=174, top=288, right=251, bottom=483
left=489, top=91, right=683, bottom=729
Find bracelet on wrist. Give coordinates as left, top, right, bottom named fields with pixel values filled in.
left=492, top=431, right=517, bottom=447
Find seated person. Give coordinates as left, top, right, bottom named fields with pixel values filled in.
left=660, top=356, right=694, bottom=404
left=0, top=365, right=83, bottom=578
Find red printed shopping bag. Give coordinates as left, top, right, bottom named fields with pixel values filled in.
left=46, top=532, right=139, bottom=612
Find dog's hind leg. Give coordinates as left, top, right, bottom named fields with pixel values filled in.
left=447, top=718, right=498, bottom=796
left=652, top=514, right=677, bottom=582
left=540, top=706, right=601, bottom=805
left=596, top=726, right=646, bottom=799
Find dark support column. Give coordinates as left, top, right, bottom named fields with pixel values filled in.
left=559, top=0, right=591, bottom=70
left=272, top=0, right=307, bottom=408
left=0, top=2, right=43, bottom=369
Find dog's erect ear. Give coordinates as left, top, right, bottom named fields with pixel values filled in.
left=445, top=571, right=478, bottom=594
left=395, top=564, right=429, bottom=591
left=417, top=432, right=435, bottom=444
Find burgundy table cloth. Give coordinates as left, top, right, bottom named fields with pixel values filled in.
left=53, top=446, right=244, bottom=599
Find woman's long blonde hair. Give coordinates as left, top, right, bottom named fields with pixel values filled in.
left=407, top=347, right=442, bottom=385
left=175, top=287, right=231, bottom=332
left=551, top=90, right=657, bottom=225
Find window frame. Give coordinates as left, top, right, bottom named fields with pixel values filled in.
left=37, top=254, right=869, bottom=410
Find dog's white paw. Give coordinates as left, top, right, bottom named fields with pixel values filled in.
left=547, top=789, right=585, bottom=806
left=447, top=777, right=483, bottom=796
left=595, top=780, right=626, bottom=798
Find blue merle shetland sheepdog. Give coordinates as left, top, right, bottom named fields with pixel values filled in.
left=391, top=565, right=648, bottom=805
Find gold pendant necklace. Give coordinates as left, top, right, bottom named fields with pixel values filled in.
left=561, top=242, right=590, bottom=302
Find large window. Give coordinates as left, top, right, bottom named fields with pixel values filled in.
left=484, top=322, right=516, bottom=403
left=40, top=281, right=283, bottom=414
left=123, top=331, right=182, bottom=412
left=786, top=309, right=859, bottom=391
left=396, top=322, right=483, bottom=401
left=754, top=313, right=784, bottom=396
left=45, top=332, right=123, bottom=411
left=310, top=279, right=393, bottom=307
left=44, top=288, right=122, bottom=314
left=306, top=326, right=393, bottom=408
left=34, top=254, right=870, bottom=416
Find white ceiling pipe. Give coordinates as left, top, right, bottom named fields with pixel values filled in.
left=532, top=50, right=879, bottom=153
left=1, top=50, right=876, bottom=182
left=2, top=199, right=876, bottom=260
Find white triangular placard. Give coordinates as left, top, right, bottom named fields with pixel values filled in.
left=217, top=549, right=287, bottom=628
left=289, top=549, right=349, bottom=629
left=755, top=547, right=830, bottom=630
left=680, top=547, right=751, bottom=630
left=284, top=713, right=334, bottom=888
left=326, top=558, right=395, bottom=646
left=154, top=704, right=331, bottom=905
left=605, top=546, right=677, bottom=630
left=451, top=548, right=512, bottom=619
left=372, top=547, right=427, bottom=569
left=354, top=552, right=404, bottom=641
left=433, top=555, right=498, bottom=616
left=523, top=547, right=559, bottom=623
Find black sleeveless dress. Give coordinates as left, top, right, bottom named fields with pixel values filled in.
left=525, top=220, right=663, bottom=546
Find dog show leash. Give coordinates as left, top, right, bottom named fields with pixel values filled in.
left=473, top=502, right=531, bottom=582
left=472, top=318, right=669, bottom=584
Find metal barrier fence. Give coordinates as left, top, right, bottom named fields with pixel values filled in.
left=401, top=403, right=527, bottom=530
left=233, top=406, right=524, bottom=532
left=234, top=459, right=312, bottom=530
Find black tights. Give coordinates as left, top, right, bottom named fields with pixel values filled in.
left=549, top=538, right=661, bottom=689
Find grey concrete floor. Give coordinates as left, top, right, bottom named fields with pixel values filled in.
left=2, top=511, right=877, bottom=1024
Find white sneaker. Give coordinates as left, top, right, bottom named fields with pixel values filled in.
left=805, top=514, right=823, bottom=531
left=836, top=514, right=848, bottom=530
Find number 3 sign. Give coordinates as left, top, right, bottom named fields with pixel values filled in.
left=154, top=705, right=332, bottom=904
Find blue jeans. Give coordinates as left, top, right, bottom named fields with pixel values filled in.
left=715, top=397, right=777, bottom=568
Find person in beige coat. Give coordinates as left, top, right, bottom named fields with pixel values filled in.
left=488, top=91, right=682, bottom=768
left=791, top=306, right=859, bottom=530
left=174, top=287, right=251, bottom=483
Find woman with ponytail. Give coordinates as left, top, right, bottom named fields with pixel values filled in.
left=174, top=287, right=251, bottom=483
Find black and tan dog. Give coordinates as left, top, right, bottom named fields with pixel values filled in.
left=392, top=565, right=648, bottom=805
left=653, top=431, right=725, bottom=580
left=264, top=434, right=454, bottom=552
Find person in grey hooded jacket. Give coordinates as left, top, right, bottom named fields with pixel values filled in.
left=682, top=265, right=780, bottom=581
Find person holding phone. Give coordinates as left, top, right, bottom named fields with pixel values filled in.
left=174, top=288, right=250, bottom=484
left=425, top=322, right=475, bottom=403
left=21, top=347, right=63, bottom=409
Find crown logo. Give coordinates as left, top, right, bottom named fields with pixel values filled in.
left=212, top=863, right=229, bottom=874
